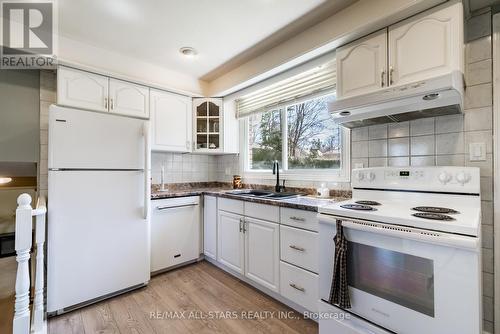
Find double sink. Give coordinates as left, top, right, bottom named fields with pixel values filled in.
left=225, top=189, right=302, bottom=200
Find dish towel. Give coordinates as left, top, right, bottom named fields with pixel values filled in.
left=329, top=219, right=351, bottom=309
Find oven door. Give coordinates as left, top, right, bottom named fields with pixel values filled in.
left=318, top=214, right=482, bottom=334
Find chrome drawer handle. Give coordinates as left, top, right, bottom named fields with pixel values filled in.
left=156, top=203, right=197, bottom=210
left=289, top=245, right=305, bottom=252
left=290, top=216, right=305, bottom=222
left=289, top=283, right=305, bottom=292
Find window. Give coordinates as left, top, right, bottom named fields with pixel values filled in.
left=244, top=94, right=349, bottom=181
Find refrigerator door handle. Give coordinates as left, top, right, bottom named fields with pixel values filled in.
left=143, top=122, right=150, bottom=220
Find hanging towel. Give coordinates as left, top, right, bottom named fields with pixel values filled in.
left=329, top=219, right=351, bottom=309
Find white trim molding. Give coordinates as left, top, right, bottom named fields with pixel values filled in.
left=492, top=12, right=500, bottom=334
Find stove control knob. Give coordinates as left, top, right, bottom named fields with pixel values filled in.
left=367, top=172, right=376, bottom=181
left=456, top=172, right=471, bottom=185
left=356, top=172, right=364, bottom=181
left=438, top=172, right=452, bottom=184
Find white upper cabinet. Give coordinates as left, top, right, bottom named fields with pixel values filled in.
left=57, top=66, right=109, bottom=112
left=335, top=2, right=463, bottom=99
left=388, top=2, right=463, bottom=86
left=109, top=79, right=150, bottom=118
left=193, top=98, right=223, bottom=153
left=150, top=89, right=192, bottom=152
left=336, top=29, right=388, bottom=99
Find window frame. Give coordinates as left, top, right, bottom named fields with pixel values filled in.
left=239, top=96, right=350, bottom=182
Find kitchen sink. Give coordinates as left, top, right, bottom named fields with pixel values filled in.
left=225, top=189, right=302, bottom=200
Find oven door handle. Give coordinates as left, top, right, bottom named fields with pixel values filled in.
left=319, top=214, right=479, bottom=251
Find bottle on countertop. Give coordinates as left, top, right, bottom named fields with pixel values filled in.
left=317, top=183, right=330, bottom=198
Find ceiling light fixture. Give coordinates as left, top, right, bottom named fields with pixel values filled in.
left=0, top=177, right=12, bottom=185
left=179, top=47, right=198, bottom=58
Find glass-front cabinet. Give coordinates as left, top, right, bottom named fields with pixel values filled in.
left=193, top=98, right=223, bottom=152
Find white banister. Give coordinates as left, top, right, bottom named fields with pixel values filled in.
left=13, top=194, right=33, bottom=334
left=31, top=197, right=46, bottom=333
left=13, top=193, right=47, bottom=334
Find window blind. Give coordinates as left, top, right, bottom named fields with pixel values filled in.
left=236, top=59, right=336, bottom=118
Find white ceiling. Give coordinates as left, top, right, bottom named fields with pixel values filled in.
left=59, top=0, right=352, bottom=82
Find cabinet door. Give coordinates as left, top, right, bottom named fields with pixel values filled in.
left=244, top=217, right=279, bottom=292
left=150, top=89, right=192, bottom=152
left=336, top=29, right=388, bottom=98
left=193, top=98, right=223, bottom=152
left=109, top=79, right=150, bottom=118
left=388, top=2, right=463, bottom=86
left=57, top=66, right=109, bottom=112
left=150, top=197, right=200, bottom=272
left=217, top=211, right=244, bottom=274
left=203, top=196, right=217, bottom=260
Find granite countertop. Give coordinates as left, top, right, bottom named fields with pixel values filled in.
left=151, top=183, right=350, bottom=212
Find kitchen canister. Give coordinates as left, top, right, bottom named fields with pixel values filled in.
left=233, top=175, right=242, bottom=189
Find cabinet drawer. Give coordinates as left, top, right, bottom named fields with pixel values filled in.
left=218, top=198, right=244, bottom=215
left=245, top=202, right=279, bottom=222
left=280, top=208, right=318, bottom=232
left=280, top=261, right=318, bottom=312
left=280, top=225, right=318, bottom=273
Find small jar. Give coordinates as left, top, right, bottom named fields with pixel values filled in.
left=233, top=175, right=242, bottom=189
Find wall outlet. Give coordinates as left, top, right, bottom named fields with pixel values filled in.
left=354, top=162, right=364, bottom=169
left=225, top=167, right=232, bottom=175
left=469, top=142, right=486, bottom=161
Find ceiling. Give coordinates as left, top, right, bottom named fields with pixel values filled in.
left=58, top=0, right=355, bottom=82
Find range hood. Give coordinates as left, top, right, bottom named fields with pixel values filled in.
left=329, top=71, right=464, bottom=128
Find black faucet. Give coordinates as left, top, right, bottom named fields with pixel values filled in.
left=272, top=160, right=285, bottom=192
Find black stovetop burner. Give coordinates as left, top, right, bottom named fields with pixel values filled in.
left=412, top=206, right=459, bottom=214
left=355, top=200, right=381, bottom=206
left=340, top=204, right=376, bottom=211
left=412, top=212, right=455, bottom=221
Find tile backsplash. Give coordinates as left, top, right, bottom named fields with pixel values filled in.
left=151, top=152, right=240, bottom=184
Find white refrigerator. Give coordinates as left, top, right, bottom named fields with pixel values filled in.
left=47, top=105, right=151, bottom=314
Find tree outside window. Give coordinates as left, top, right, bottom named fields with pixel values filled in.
left=247, top=94, right=341, bottom=171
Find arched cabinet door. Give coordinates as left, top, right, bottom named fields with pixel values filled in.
left=388, top=2, right=463, bottom=86
left=57, top=66, right=109, bottom=112
left=336, top=29, right=388, bottom=99
left=109, top=79, right=150, bottom=118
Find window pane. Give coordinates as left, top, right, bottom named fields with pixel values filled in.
left=287, top=95, right=341, bottom=169
left=248, top=110, right=282, bottom=170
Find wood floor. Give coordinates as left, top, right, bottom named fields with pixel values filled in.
left=49, top=261, right=318, bottom=334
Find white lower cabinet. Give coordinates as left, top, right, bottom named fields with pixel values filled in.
left=244, top=217, right=280, bottom=292
left=203, top=195, right=217, bottom=260
left=280, top=261, right=319, bottom=313
left=217, top=210, right=245, bottom=274
left=280, top=225, right=318, bottom=273
left=150, top=196, right=200, bottom=272
left=210, top=200, right=318, bottom=314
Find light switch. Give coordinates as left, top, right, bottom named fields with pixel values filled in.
left=469, top=142, right=486, bottom=161
left=354, top=162, right=364, bottom=169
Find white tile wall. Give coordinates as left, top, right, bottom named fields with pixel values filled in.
left=151, top=152, right=220, bottom=184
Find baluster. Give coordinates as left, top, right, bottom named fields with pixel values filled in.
left=32, top=197, right=46, bottom=332
left=13, top=194, right=33, bottom=334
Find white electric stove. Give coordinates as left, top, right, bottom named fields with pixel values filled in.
left=318, top=167, right=482, bottom=334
